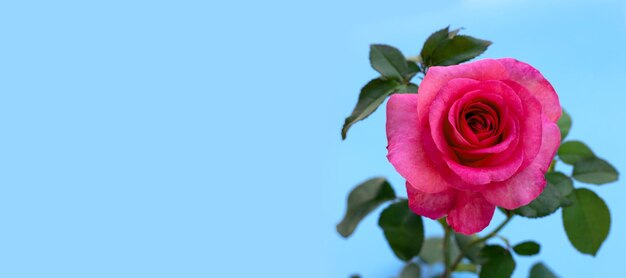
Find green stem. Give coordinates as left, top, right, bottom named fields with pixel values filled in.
left=443, top=223, right=451, bottom=269
left=496, top=235, right=511, bottom=249
left=441, top=215, right=514, bottom=278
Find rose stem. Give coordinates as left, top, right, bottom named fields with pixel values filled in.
left=441, top=214, right=515, bottom=278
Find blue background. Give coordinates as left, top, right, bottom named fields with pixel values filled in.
left=0, top=0, right=625, bottom=277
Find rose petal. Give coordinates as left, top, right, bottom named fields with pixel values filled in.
left=481, top=117, right=561, bottom=209
left=446, top=91, right=482, bottom=147
left=499, top=58, right=562, bottom=122
left=418, top=59, right=509, bottom=125
left=444, top=152, right=524, bottom=185
left=421, top=124, right=479, bottom=190
left=429, top=78, right=480, bottom=162
left=386, top=94, right=452, bottom=193
left=448, top=81, right=523, bottom=147
left=504, top=80, right=544, bottom=169
left=429, top=80, right=527, bottom=185
left=453, top=118, right=517, bottom=158
left=406, top=181, right=456, bottom=220
left=446, top=192, right=496, bottom=235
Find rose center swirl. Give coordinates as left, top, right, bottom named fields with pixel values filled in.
left=462, top=102, right=500, bottom=140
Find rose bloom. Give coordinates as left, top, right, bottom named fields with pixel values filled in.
left=386, top=58, right=561, bottom=234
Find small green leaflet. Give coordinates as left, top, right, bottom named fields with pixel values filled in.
left=557, top=109, right=572, bottom=140
left=512, top=241, right=541, bottom=256
left=558, top=141, right=594, bottom=165
left=478, top=245, right=516, bottom=278
left=336, top=177, right=396, bottom=237
left=529, top=263, right=558, bottom=278
left=341, top=78, right=399, bottom=140
left=572, top=157, right=619, bottom=185
left=420, top=26, right=491, bottom=67
left=562, top=188, right=610, bottom=256
left=369, top=44, right=409, bottom=81
left=378, top=200, right=425, bottom=261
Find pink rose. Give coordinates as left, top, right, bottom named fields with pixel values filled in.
left=386, top=58, right=562, bottom=234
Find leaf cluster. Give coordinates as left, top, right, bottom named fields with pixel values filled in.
left=341, top=27, right=491, bottom=139
left=514, top=110, right=617, bottom=256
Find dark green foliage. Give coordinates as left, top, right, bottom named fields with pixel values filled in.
left=572, top=157, right=619, bottom=185
left=529, top=263, right=558, bottom=278
left=337, top=178, right=396, bottom=237
left=370, top=44, right=409, bottom=80
left=558, top=141, right=594, bottom=165
left=513, top=241, right=540, bottom=256
left=420, top=27, right=491, bottom=67
left=562, top=189, right=610, bottom=256
left=341, top=78, right=400, bottom=139
left=478, top=245, right=516, bottom=278
left=379, top=200, right=425, bottom=261
left=557, top=110, right=572, bottom=140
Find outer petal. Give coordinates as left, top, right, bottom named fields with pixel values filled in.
left=499, top=58, right=562, bottom=122
left=446, top=192, right=496, bottom=235
left=481, top=117, right=561, bottom=209
left=417, top=59, right=509, bottom=125
left=406, top=182, right=456, bottom=220
left=386, top=94, right=452, bottom=193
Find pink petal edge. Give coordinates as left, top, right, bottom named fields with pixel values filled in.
left=481, top=117, right=561, bottom=209
left=386, top=94, right=452, bottom=193
left=406, top=181, right=456, bottom=220
left=446, top=192, right=496, bottom=235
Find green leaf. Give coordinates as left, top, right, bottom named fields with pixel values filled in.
left=420, top=27, right=491, bottom=67
left=572, top=157, right=619, bottom=185
left=557, top=110, right=572, bottom=140
left=549, top=172, right=576, bottom=199
left=399, top=263, right=421, bottom=278
left=428, top=35, right=491, bottom=66
left=419, top=237, right=460, bottom=265
left=397, top=83, right=419, bottom=94
left=341, top=78, right=399, bottom=139
left=562, top=188, right=611, bottom=256
left=370, top=44, right=409, bottom=80
left=336, top=178, right=396, bottom=237
left=558, top=141, right=595, bottom=165
left=405, top=61, right=420, bottom=81
left=529, top=263, right=558, bottom=278
left=454, top=233, right=485, bottom=263
left=513, top=241, right=540, bottom=256
left=515, top=172, right=574, bottom=218
left=478, top=245, right=516, bottom=278
left=378, top=200, right=424, bottom=261
left=420, top=27, right=451, bottom=65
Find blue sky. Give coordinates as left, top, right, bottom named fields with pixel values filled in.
left=1, top=0, right=625, bottom=277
